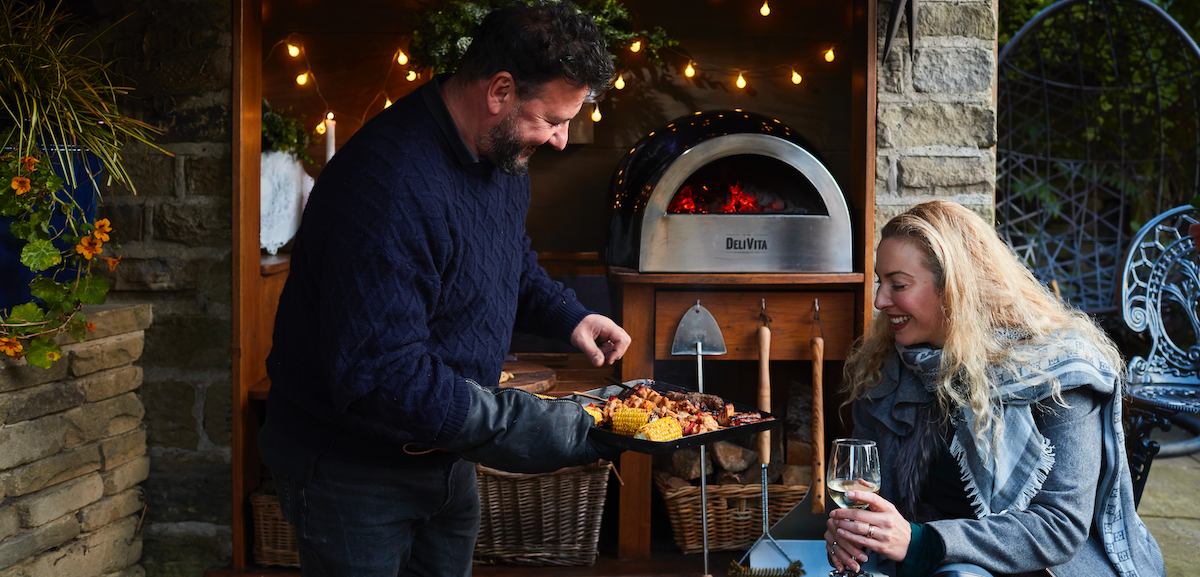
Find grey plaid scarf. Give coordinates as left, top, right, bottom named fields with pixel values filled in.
left=892, top=332, right=1146, bottom=576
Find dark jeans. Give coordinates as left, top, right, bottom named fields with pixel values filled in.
left=275, top=456, right=479, bottom=577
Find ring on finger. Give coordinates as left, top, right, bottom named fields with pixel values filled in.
left=868, top=524, right=877, bottom=539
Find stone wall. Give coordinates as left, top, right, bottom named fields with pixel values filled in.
left=875, top=0, right=998, bottom=233
left=63, top=1, right=236, bottom=574
left=0, top=305, right=151, bottom=577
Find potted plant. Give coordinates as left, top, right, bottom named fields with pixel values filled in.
left=260, top=99, right=314, bottom=255
left=0, top=0, right=168, bottom=367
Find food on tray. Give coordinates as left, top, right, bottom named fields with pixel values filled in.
left=585, top=383, right=768, bottom=440
left=499, top=370, right=515, bottom=384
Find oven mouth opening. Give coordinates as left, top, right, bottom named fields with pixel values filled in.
left=665, top=154, right=829, bottom=216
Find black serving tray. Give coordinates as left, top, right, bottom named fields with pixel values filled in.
left=567, top=379, right=779, bottom=455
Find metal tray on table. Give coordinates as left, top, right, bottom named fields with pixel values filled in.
left=566, top=379, right=778, bottom=455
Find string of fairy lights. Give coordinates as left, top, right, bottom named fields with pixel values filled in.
left=269, top=0, right=840, bottom=150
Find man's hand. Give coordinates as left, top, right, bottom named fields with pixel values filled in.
left=570, top=314, right=631, bottom=367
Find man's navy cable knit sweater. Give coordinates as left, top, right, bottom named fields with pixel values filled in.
left=261, top=79, right=591, bottom=478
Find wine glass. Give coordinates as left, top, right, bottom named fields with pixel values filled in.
left=826, top=438, right=881, bottom=577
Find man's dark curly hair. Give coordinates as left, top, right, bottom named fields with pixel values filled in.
left=455, top=1, right=614, bottom=101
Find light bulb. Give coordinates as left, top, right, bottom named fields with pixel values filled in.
left=385, top=97, right=393, bottom=109
left=824, top=48, right=835, bottom=62
left=295, top=72, right=309, bottom=86
left=630, top=40, right=641, bottom=53
left=406, top=70, right=418, bottom=81
left=684, top=62, right=696, bottom=78
left=760, top=1, right=770, bottom=16
left=396, top=49, right=408, bottom=65
left=791, top=69, right=803, bottom=84
left=591, top=104, right=602, bottom=122
left=315, top=120, right=326, bottom=135
left=326, top=112, right=334, bottom=120
left=286, top=43, right=300, bottom=58
left=614, top=74, right=625, bottom=90
left=736, top=72, right=747, bottom=89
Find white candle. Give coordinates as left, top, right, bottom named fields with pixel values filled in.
left=324, top=112, right=336, bottom=163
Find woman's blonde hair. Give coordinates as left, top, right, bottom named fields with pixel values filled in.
left=844, top=200, right=1123, bottom=442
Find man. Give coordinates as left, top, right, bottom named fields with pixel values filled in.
left=259, top=4, right=629, bottom=576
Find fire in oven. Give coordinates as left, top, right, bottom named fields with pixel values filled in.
left=605, top=110, right=853, bottom=273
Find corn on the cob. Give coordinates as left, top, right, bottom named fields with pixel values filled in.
left=635, top=416, right=683, bottom=442
left=612, top=407, right=651, bottom=436
left=584, top=405, right=603, bottom=425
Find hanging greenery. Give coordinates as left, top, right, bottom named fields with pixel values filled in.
left=409, top=0, right=677, bottom=75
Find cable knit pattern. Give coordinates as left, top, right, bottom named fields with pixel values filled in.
left=262, top=79, right=591, bottom=474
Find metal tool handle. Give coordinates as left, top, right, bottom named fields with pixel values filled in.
left=696, top=341, right=710, bottom=577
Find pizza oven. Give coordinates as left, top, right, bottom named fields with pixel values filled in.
left=605, top=110, right=853, bottom=273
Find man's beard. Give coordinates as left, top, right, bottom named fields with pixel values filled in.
left=483, top=109, right=532, bottom=175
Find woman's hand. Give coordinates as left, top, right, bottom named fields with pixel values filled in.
left=826, top=490, right=912, bottom=571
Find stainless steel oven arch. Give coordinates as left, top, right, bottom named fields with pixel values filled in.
left=638, top=133, right=853, bottom=273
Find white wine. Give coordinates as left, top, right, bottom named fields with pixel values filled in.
left=827, top=478, right=879, bottom=509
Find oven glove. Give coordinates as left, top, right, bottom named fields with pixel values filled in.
left=435, top=380, right=621, bottom=473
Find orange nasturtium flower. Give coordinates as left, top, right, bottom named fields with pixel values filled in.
left=75, top=235, right=104, bottom=260
left=19, top=156, right=39, bottom=173
left=103, top=256, right=122, bottom=272
left=93, top=218, right=113, bottom=242
left=86, top=322, right=96, bottom=332
left=0, top=337, right=23, bottom=358
left=10, top=176, right=30, bottom=195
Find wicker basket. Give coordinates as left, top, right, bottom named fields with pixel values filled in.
left=250, top=491, right=301, bottom=567
left=474, top=461, right=611, bottom=566
left=658, top=481, right=809, bottom=554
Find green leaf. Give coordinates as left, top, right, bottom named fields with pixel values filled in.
left=6, top=302, right=45, bottom=324
left=67, top=313, right=88, bottom=342
left=22, top=338, right=61, bottom=369
left=29, top=277, right=68, bottom=306
left=75, top=275, right=109, bottom=305
left=20, top=239, right=61, bottom=272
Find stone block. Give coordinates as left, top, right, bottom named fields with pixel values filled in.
left=101, top=428, right=147, bottom=470
left=14, top=473, right=103, bottom=528
left=78, top=488, right=143, bottom=532
left=182, top=156, right=234, bottom=200
left=102, top=456, right=149, bottom=496
left=0, top=361, right=68, bottom=395
left=0, top=381, right=85, bottom=427
left=77, top=366, right=144, bottom=403
left=141, top=524, right=230, bottom=577
left=102, top=565, right=145, bottom=577
left=899, top=155, right=994, bottom=189
left=79, top=305, right=153, bottom=342
left=63, top=393, right=145, bottom=447
left=112, top=257, right=195, bottom=292
left=117, top=153, right=174, bottom=198
left=157, top=96, right=232, bottom=143
left=0, top=507, right=17, bottom=543
left=0, top=416, right=67, bottom=470
left=3, top=517, right=140, bottom=577
left=67, top=332, right=145, bottom=377
left=917, top=1, right=996, bottom=40
left=142, top=314, right=230, bottom=372
left=0, top=444, right=101, bottom=498
left=0, top=514, right=79, bottom=572
left=203, top=382, right=231, bottom=447
left=140, top=379, right=198, bottom=449
left=1142, top=517, right=1200, bottom=577
left=913, top=48, right=993, bottom=94
left=144, top=451, right=230, bottom=524
left=153, top=200, right=231, bottom=244
left=103, top=203, right=145, bottom=243
left=877, top=103, right=996, bottom=149
left=879, top=48, right=905, bottom=94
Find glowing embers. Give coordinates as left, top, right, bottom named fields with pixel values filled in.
left=668, top=182, right=783, bottom=214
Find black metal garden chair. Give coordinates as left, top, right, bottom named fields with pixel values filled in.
left=1120, top=205, right=1200, bottom=506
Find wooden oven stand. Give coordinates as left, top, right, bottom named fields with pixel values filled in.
left=608, top=267, right=865, bottom=560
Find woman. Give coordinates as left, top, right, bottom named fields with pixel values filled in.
left=825, top=201, right=1163, bottom=577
